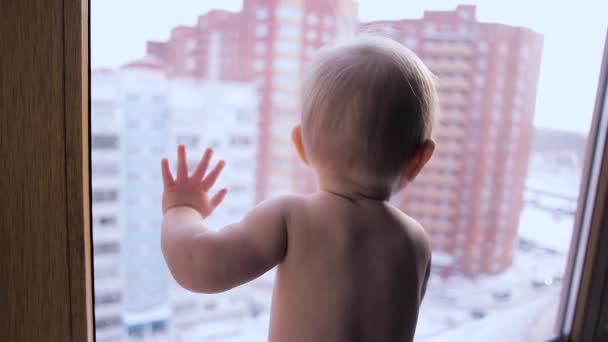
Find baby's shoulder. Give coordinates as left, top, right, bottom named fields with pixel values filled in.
left=389, top=207, right=431, bottom=257
left=264, top=194, right=308, bottom=217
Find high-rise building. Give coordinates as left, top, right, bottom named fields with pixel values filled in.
left=144, top=3, right=543, bottom=277
left=361, top=5, right=543, bottom=276
left=91, top=69, right=126, bottom=342
left=92, top=64, right=261, bottom=340
left=117, top=61, right=173, bottom=341
left=146, top=0, right=357, bottom=202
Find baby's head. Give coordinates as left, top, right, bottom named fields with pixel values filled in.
left=293, top=35, right=438, bottom=197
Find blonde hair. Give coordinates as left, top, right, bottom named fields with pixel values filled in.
left=301, top=35, right=438, bottom=182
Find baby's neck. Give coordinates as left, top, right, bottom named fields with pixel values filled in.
left=316, top=170, right=393, bottom=202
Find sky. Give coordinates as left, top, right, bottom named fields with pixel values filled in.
left=91, top=0, right=608, bottom=133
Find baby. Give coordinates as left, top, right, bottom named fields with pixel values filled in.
left=161, top=35, right=437, bottom=341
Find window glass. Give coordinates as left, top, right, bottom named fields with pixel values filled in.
left=92, top=0, right=607, bottom=341
left=92, top=134, right=119, bottom=149
left=277, top=22, right=301, bottom=37
left=275, top=5, right=303, bottom=20
left=274, top=40, right=299, bottom=54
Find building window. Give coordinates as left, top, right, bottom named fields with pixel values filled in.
left=96, top=316, right=122, bottom=330
left=512, top=110, right=522, bottom=121
left=92, top=189, right=118, bottom=203
left=230, top=136, right=251, bottom=147
left=255, top=42, right=266, bottom=54
left=94, top=265, right=119, bottom=280
left=273, top=73, right=298, bottom=87
left=274, top=40, right=299, bottom=54
left=256, top=7, right=269, bottom=20
left=499, top=43, right=508, bottom=56
left=186, top=57, right=196, bottom=71
left=92, top=134, right=119, bottom=149
left=272, top=90, right=297, bottom=105
left=93, top=242, right=120, bottom=256
left=405, top=37, right=417, bottom=48
left=474, top=74, right=485, bottom=86
left=478, top=41, right=488, bottom=53
left=277, top=23, right=301, bottom=37
left=229, top=184, right=248, bottom=193
left=95, top=292, right=122, bottom=305
left=176, top=135, right=199, bottom=148
left=255, top=59, right=265, bottom=71
left=256, top=24, right=268, bottom=37
left=92, top=162, right=119, bottom=177
left=306, top=13, right=319, bottom=25
left=306, top=30, right=317, bottom=41
left=276, top=5, right=302, bottom=20
left=274, top=58, right=299, bottom=71
left=424, top=23, right=437, bottom=35
left=185, top=39, right=196, bottom=53
left=323, top=16, right=334, bottom=27
left=95, top=215, right=118, bottom=228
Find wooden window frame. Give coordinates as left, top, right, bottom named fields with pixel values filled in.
left=2, top=0, right=92, bottom=341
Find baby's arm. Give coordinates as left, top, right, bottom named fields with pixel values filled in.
left=160, top=145, right=288, bottom=293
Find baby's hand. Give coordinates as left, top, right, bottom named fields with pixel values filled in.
left=161, top=145, right=228, bottom=217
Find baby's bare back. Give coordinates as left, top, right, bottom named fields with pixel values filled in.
left=268, top=192, right=431, bottom=342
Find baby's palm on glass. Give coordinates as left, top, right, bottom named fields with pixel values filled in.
left=161, top=145, right=227, bottom=217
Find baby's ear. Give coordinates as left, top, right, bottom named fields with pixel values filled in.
left=404, top=139, right=435, bottom=182
left=291, top=124, right=309, bottom=165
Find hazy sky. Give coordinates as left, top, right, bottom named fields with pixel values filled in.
left=92, top=0, right=607, bottom=133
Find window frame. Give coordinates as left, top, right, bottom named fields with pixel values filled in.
left=67, top=0, right=94, bottom=341
left=558, top=29, right=608, bottom=342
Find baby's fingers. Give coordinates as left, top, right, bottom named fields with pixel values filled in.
left=191, top=148, right=213, bottom=182
left=177, top=144, right=188, bottom=182
left=210, top=188, right=228, bottom=209
left=201, top=160, right=225, bottom=191
left=161, top=158, right=175, bottom=188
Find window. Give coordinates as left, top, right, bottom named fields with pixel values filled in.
left=273, top=73, right=298, bottom=87
left=230, top=136, right=251, bottom=146
left=95, top=215, right=118, bottom=228
left=323, top=16, right=334, bottom=27
left=96, top=316, right=123, bottom=330
left=478, top=40, right=488, bottom=53
left=274, top=40, right=299, bottom=54
left=306, top=13, right=318, bottom=25
left=92, top=134, right=119, bottom=149
left=91, top=1, right=607, bottom=342
left=256, top=7, right=269, bottom=20
left=95, top=292, right=122, bottom=305
left=254, top=59, right=265, bottom=71
left=176, top=135, right=199, bottom=148
left=94, top=242, right=120, bottom=256
left=255, top=24, right=268, bottom=37
left=92, top=162, right=120, bottom=177
left=275, top=5, right=302, bottom=20
left=94, top=265, right=120, bottom=280
left=274, top=57, right=299, bottom=71
left=405, top=36, right=417, bottom=48
left=277, top=23, right=300, bottom=37
left=306, top=30, right=317, bottom=41
left=92, top=189, right=118, bottom=203
left=255, top=42, right=266, bottom=54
